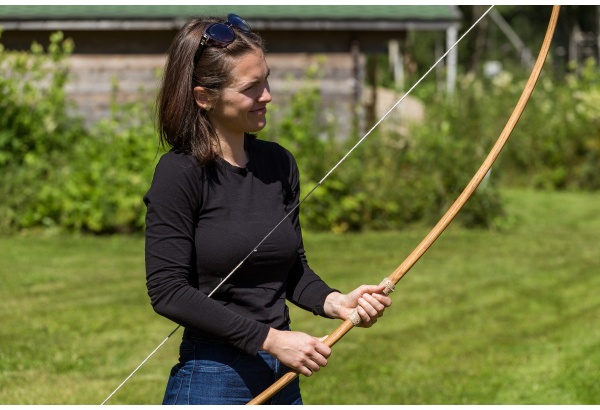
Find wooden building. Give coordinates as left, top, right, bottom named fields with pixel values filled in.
left=0, top=5, right=461, bottom=135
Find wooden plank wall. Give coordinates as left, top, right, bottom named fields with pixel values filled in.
left=64, top=53, right=364, bottom=138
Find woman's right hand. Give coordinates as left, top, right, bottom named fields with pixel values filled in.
left=261, top=328, right=331, bottom=377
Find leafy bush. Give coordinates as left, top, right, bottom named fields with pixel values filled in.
left=482, top=58, right=600, bottom=191
left=264, top=72, right=505, bottom=232
left=0, top=31, right=163, bottom=233
left=0, top=31, right=86, bottom=231
left=2, top=31, right=599, bottom=234
left=51, top=96, right=163, bottom=233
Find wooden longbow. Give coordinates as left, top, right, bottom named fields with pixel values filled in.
left=248, top=5, right=561, bottom=405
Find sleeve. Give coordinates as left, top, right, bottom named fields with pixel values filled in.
left=144, top=153, right=270, bottom=355
left=282, top=149, right=338, bottom=317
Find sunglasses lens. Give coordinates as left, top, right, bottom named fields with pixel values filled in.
left=227, top=13, right=251, bottom=33
left=206, top=22, right=236, bottom=44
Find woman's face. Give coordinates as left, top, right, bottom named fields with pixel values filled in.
left=208, top=49, right=272, bottom=139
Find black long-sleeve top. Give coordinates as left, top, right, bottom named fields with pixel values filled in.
left=144, top=136, right=337, bottom=356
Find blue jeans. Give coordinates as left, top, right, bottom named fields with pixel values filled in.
left=162, top=330, right=302, bottom=405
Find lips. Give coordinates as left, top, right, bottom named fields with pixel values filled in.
left=252, top=107, right=267, bottom=114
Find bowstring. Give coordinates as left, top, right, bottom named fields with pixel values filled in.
left=101, top=5, right=494, bottom=404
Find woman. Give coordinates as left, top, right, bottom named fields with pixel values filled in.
left=144, top=14, right=392, bottom=405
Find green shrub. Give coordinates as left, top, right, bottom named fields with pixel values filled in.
left=2, top=31, right=599, bottom=234
left=0, top=31, right=163, bottom=233
left=53, top=96, right=163, bottom=233
left=490, top=58, right=600, bottom=191
left=263, top=72, right=505, bottom=232
left=0, top=31, right=86, bottom=232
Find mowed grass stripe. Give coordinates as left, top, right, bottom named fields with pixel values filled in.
left=0, top=188, right=598, bottom=404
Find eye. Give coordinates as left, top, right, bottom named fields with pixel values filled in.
left=243, top=80, right=267, bottom=93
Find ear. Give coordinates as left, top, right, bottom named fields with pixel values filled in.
left=193, top=86, right=212, bottom=111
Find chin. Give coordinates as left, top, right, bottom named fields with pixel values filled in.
left=248, top=122, right=267, bottom=133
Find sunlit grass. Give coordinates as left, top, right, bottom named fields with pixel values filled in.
left=0, top=189, right=598, bottom=404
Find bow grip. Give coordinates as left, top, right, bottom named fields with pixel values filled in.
left=347, top=277, right=395, bottom=326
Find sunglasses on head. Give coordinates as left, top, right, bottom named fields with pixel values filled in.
left=193, top=13, right=252, bottom=64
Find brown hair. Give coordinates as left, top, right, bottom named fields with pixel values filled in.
left=157, top=17, right=265, bottom=165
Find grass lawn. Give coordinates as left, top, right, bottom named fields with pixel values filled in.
left=0, top=188, right=598, bottom=404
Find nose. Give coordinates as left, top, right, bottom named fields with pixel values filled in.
left=259, top=81, right=272, bottom=104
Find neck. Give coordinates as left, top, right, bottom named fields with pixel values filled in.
left=219, top=133, right=248, bottom=168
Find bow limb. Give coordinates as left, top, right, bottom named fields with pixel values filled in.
left=247, top=5, right=561, bottom=405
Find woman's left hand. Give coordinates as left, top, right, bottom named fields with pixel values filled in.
left=324, top=283, right=392, bottom=328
